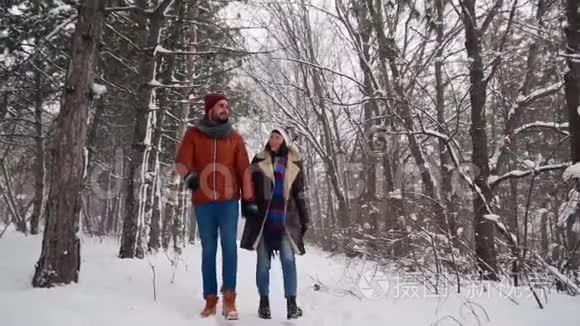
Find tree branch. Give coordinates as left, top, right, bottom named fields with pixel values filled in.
left=490, top=163, right=570, bottom=186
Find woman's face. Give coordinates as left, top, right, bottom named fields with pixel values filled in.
left=269, top=132, right=284, bottom=152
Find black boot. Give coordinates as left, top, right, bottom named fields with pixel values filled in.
left=258, top=296, right=271, bottom=319
left=286, top=296, right=303, bottom=319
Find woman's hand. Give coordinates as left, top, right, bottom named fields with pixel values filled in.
left=242, top=200, right=259, bottom=219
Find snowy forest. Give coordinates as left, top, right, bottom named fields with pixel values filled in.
left=1, top=0, right=580, bottom=325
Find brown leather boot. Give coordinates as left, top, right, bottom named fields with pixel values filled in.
left=200, top=295, right=218, bottom=318
left=222, top=290, right=239, bottom=320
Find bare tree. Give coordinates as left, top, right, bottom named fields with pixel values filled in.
left=460, top=0, right=500, bottom=280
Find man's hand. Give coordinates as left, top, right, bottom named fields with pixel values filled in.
left=184, top=172, right=199, bottom=191
left=242, top=200, right=259, bottom=219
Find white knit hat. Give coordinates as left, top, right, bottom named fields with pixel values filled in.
left=271, top=127, right=290, bottom=145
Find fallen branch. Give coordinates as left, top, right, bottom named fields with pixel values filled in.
left=148, top=259, right=157, bottom=301
left=533, top=252, right=580, bottom=295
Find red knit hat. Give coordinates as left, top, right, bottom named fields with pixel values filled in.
left=204, top=94, right=228, bottom=116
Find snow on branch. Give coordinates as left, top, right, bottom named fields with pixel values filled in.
left=533, top=252, right=580, bottom=295
left=421, top=129, right=493, bottom=213
left=153, top=45, right=277, bottom=57
left=513, top=121, right=569, bottom=136
left=105, top=24, right=141, bottom=50
left=484, top=214, right=518, bottom=245
left=153, top=0, right=175, bottom=16
left=105, top=6, right=152, bottom=15
left=491, top=83, right=563, bottom=173
left=514, top=82, right=564, bottom=111
left=106, top=0, right=173, bottom=16
left=91, top=83, right=107, bottom=97
left=489, top=163, right=571, bottom=186
left=508, top=83, right=562, bottom=122
left=563, top=163, right=580, bottom=182
left=148, top=79, right=201, bottom=89
left=557, top=188, right=579, bottom=227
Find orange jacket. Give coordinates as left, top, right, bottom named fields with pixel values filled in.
left=175, top=127, right=253, bottom=204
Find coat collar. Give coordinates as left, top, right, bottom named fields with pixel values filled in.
left=255, top=145, right=301, bottom=200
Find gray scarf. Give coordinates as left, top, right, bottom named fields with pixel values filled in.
left=197, top=117, right=233, bottom=139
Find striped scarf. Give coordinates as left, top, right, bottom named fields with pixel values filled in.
left=263, top=155, right=288, bottom=251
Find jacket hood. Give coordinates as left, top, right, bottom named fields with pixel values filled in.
left=259, top=128, right=301, bottom=161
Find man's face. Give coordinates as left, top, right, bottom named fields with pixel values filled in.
left=209, top=99, right=230, bottom=122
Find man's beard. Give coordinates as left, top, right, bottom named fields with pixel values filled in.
left=210, top=112, right=229, bottom=124
left=215, top=116, right=229, bottom=124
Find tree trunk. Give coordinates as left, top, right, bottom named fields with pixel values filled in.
left=435, top=0, right=455, bottom=238
left=32, top=0, right=105, bottom=287
left=564, top=0, right=580, bottom=260
left=30, top=67, right=45, bottom=235
left=353, top=1, right=378, bottom=232
left=540, top=208, right=548, bottom=255
left=98, top=170, right=112, bottom=236
left=461, top=0, right=498, bottom=280
left=565, top=0, right=580, bottom=164
left=105, top=191, right=117, bottom=234
left=508, top=172, right=519, bottom=239
left=145, top=107, right=162, bottom=251
left=0, top=91, right=8, bottom=121
left=119, top=0, right=172, bottom=259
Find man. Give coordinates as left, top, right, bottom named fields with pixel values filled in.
left=175, top=94, right=258, bottom=320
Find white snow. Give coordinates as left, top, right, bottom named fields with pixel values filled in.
left=557, top=189, right=580, bottom=227
left=388, top=189, right=402, bottom=200
left=1, top=229, right=580, bottom=326
left=483, top=214, right=518, bottom=244
left=149, top=79, right=163, bottom=87
left=7, top=4, right=25, bottom=15
left=563, top=163, right=580, bottom=181
left=522, top=160, right=536, bottom=169
left=153, top=45, right=170, bottom=56
left=48, top=4, right=73, bottom=16
left=573, top=221, right=580, bottom=234
left=513, top=121, right=569, bottom=135
left=483, top=214, right=500, bottom=222
left=91, top=83, right=107, bottom=96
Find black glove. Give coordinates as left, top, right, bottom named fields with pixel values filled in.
left=242, top=200, right=259, bottom=219
left=184, top=172, right=199, bottom=191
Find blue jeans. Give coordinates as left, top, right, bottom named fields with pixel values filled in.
left=194, top=200, right=239, bottom=299
left=256, top=234, right=297, bottom=297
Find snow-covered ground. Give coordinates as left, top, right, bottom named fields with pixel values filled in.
left=1, top=229, right=578, bottom=326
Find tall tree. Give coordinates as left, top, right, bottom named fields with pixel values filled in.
left=119, top=0, right=173, bottom=259
left=460, top=0, right=498, bottom=280
left=564, top=0, right=580, bottom=255
left=32, top=0, right=106, bottom=287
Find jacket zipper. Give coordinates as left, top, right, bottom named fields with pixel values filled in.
left=213, top=139, right=217, bottom=201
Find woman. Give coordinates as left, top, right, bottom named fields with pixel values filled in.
left=240, top=128, right=310, bottom=320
